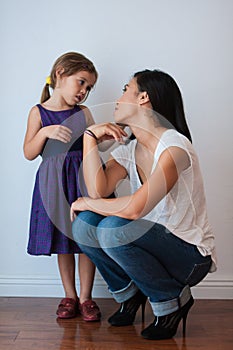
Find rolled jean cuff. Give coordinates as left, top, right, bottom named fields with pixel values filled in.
left=150, top=285, right=192, bottom=317
left=109, top=280, right=138, bottom=303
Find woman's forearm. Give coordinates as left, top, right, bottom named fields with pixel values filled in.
left=83, top=133, right=108, bottom=198
left=74, top=195, right=140, bottom=220
left=83, top=123, right=128, bottom=198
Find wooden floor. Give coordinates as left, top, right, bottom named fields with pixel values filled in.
left=0, top=298, right=232, bottom=350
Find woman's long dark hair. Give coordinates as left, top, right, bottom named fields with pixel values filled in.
left=134, top=70, right=192, bottom=142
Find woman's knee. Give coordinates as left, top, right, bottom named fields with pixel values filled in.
left=96, top=216, right=133, bottom=249
left=97, top=215, right=131, bottom=229
left=72, top=211, right=104, bottom=248
left=76, top=210, right=104, bottom=225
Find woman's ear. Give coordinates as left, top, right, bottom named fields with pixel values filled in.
left=138, top=91, right=150, bottom=105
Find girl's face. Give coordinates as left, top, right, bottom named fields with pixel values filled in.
left=114, top=78, right=141, bottom=124
left=59, top=70, right=96, bottom=106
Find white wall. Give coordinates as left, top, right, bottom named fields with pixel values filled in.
left=0, top=0, right=232, bottom=299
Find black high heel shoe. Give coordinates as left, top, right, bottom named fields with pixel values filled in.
left=141, top=296, right=194, bottom=340
left=108, top=290, right=147, bottom=326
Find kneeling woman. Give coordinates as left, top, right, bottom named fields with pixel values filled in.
left=71, top=70, right=216, bottom=340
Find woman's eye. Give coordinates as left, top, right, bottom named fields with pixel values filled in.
left=79, top=80, right=85, bottom=86
left=122, top=84, right=128, bottom=93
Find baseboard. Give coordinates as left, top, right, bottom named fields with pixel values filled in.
left=192, top=278, right=233, bottom=299
left=0, top=274, right=110, bottom=298
left=0, top=275, right=232, bottom=299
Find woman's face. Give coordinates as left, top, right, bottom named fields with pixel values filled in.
left=114, top=78, right=141, bottom=124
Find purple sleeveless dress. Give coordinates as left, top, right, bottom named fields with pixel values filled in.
left=27, top=104, right=87, bottom=255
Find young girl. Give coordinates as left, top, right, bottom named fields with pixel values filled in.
left=23, top=52, right=101, bottom=321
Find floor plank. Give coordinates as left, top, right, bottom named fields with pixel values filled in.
left=0, top=298, right=232, bottom=349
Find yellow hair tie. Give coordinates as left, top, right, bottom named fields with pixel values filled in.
left=46, top=76, right=51, bottom=85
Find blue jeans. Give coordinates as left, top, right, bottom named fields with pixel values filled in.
left=72, top=211, right=211, bottom=316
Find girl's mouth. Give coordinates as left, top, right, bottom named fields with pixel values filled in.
left=75, top=95, right=83, bottom=103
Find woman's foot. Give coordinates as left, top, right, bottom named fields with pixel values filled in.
left=141, top=296, right=194, bottom=340
left=56, top=298, right=79, bottom=319
left=108, top=290, right=147, bottom=326
left=79, top=300, right=101, bottom=321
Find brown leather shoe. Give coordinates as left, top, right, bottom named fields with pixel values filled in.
left=79, top=300, right=101, bottom=321
left=56, top=298, right=79, bottom=319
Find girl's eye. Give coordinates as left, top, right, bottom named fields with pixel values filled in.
left=79, top=80, right=92, bottom=92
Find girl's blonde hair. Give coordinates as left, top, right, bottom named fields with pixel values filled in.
left=41, top=52, right=98, bottom=103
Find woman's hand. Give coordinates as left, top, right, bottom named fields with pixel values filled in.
left=70, top=197, right=89, bottom=222
left=43, top=125, right=72, bottom=143
left=86, top=123, right=127, bottom=143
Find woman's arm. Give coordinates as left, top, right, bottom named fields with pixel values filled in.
left=23, top=106, right=72, bottom=160
left=80, top=105, right=122, bottom=152
left=82, top=123, right=128, bottom=198
left=71, top=146, right=190, bottom=221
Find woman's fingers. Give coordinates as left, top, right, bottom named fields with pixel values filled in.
left=89, top=123, right=127, bottom=141
left=105, top=124, right=127, bottom=141
left=70, top=204, right=77, bottom=222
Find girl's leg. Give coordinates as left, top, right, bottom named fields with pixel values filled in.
left=56, top=253, right=79, bottom=319
left=57, top=253, right=77, bottom=300
left=78, top=253, right=101, bottom=321
left=73, top=212, right=103, bottom=321
left=78, top=253, right=95, bottom=303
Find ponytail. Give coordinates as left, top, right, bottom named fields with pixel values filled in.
left=40, top=83, right=50, bottom=103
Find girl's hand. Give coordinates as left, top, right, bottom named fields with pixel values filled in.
left=86, top=123, right=127, bottom=143
left=70, top=197, right=88, bottom=222
left=44, top=125, right=72, bottom=143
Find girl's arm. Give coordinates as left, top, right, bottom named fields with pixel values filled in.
left=23, top=106, right=72, bottom=160
left=71, top=146, right=190, bottom=221
left=80, top=105, right=95, bottom=128
left=82, top=123, right=128, bottom=199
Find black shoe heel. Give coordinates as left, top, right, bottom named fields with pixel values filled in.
left=141, top=296, right=194, bottom=340
left=108, top=290, right=147, bottom=326
left=141, top=298, right=146, bottom=322
left=182, top=310, right=188, bottom=336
